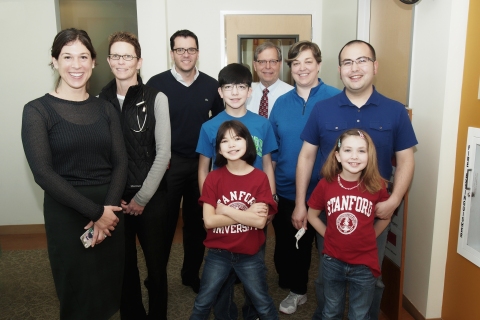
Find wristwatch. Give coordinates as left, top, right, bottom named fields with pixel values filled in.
left=272, top=194, right=279, bottom=204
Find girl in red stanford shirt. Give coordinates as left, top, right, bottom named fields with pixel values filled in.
left=190, top=120, right=278, bottom=320
left=307, top=129, right=390, bottom=320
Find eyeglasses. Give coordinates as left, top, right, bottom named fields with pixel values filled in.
left=340, top=56, right=375, bottom=67
left=108, top=54, right=139, bottom=61
left=172, top=47, right=199, bottom=55
left=255, top=59, right=279, bottom=66
left=222, top=84, right=249, bottom=91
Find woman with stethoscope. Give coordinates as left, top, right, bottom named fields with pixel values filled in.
left=98, top=31, right=171, bottom=319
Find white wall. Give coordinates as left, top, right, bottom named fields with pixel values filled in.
left=137, top=0, right=169, bottom=82
left=405, top=0, right=469, bottom=317
left=1, top=0, right=58, bottom=225
left=321, top=0, right=358, bottom=89
left=138, top=0, right=357, bottom=87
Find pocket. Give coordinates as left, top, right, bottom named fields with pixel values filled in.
left=368, top=122, right=392, bottom=148
left=325, top=122, right=348, bottom=136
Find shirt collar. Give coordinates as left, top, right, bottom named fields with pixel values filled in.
left=170, top=66, right=199, bottom=86
left=293, top=78, right=324, bottom=98
left=258, top=78, right=281, bottom=92
left=338, top=85, right=380, bottom=108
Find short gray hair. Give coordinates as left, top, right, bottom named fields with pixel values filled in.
left=254, top=42, right=282, bottom=61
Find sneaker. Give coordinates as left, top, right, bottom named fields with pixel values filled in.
left=279, top=291, right=307, bottom=314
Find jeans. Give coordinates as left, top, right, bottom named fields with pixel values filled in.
left=190, top=249, right=278, bottom=320
left=312, top=213, right=390, bottom=320
left=213, top=226, right=267, bottom=320
left=213, top=231, right=267, bottom=320
left=120, top=178, right=169, bottom=320
left=322, top=255, right=376, bottom=320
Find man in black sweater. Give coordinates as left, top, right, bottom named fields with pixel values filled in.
left=146, top=29, right=224, bottom=293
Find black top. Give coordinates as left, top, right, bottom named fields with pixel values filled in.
left=146, top=71, right=224, bottom=158
left=21, top=94, right=128, bottom=221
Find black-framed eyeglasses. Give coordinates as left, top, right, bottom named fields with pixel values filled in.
left=172, top=47, right=199, bottom=55
left=255, top=59, right=279, bottom=66
left=340, top=56, right=375, bottom=67
left=131, top=90, right=148, bottom=133
left=108, top=54, right=139, bottom=61
left=222, top=84, right=249, bottom=92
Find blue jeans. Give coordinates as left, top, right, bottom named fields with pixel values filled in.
left=313, top=213, right=389, bottom=320
left=190, top=248, right=278, bottom=320
left=322, top=255, right=376, bottom=320
left=213, top=230, right=267, bottom=320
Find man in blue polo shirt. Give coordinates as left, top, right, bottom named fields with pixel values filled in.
left=294, top=40, right=417, bottom=320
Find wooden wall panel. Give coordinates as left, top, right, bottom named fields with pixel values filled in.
left=370, top=0, right=413, bottom=106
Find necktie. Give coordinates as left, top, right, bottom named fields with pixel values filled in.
left=259, top=88, right=269, bottom=118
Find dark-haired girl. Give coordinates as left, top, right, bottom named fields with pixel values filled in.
left=21, top=28, right=127, bottom=319
left=190, top=120, right=278, bottom=320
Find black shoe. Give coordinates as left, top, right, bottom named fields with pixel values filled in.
left=182, top=277, right=200, bottom=294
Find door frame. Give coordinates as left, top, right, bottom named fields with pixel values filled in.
left=219, top=11, right=317, bottom=69
left=219, top=3, right=371, bottom=69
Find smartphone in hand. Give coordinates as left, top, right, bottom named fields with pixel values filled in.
left=80, top=227, right=94, bottom=248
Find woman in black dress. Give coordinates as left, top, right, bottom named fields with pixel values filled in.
left=21, top=28, right=128, bottom=319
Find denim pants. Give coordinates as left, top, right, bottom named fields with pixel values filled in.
left=322, top=255, right=376, bottom=320
left=312, top=212, right=390, bottom=320
left=213, top=230, right=267, bottom=320
left=190, top=248, right=278, bottom=320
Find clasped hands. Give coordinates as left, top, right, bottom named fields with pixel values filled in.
left=84, top=205, right=121, bottom=247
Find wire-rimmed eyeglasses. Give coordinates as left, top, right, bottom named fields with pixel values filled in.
left=108, top=54, right=139, bottom=61
left=221, top=84, right=249, bottom=92
left=339, top=56, right=375, bottom=68
left=172, top=47, right=199, bottom=55
left=255, top=59, right=279, bottom=66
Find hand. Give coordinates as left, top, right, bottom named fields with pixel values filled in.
left=215, top=202, right=229, bottom=216
left=94, top=206, right=122, bottom=235
left=246, top=203, right=268, bottom=217
left=375, top=195, right=401, bottom=220
left=90, top=223, right=108, bottom=247
left=292, top=203, right=308, bottom=230
left=121, top=198, right=145, bottom=216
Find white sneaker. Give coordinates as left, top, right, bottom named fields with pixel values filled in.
left=279, top=291, right=307, bottom=314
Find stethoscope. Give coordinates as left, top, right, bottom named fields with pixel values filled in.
left=131, top=89, right=147, bottom=133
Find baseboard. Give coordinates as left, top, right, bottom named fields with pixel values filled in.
left=0, top=224, right=45, bottom=235
left=403, top=294, right=442, bottom=320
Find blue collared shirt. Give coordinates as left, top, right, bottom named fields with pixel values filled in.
left=301, top=87, right=418, bottom=181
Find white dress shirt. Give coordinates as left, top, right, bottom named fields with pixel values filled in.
left=171, top=66, right=200, bottom=87
left=246, top=79, right=293, bottom=117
